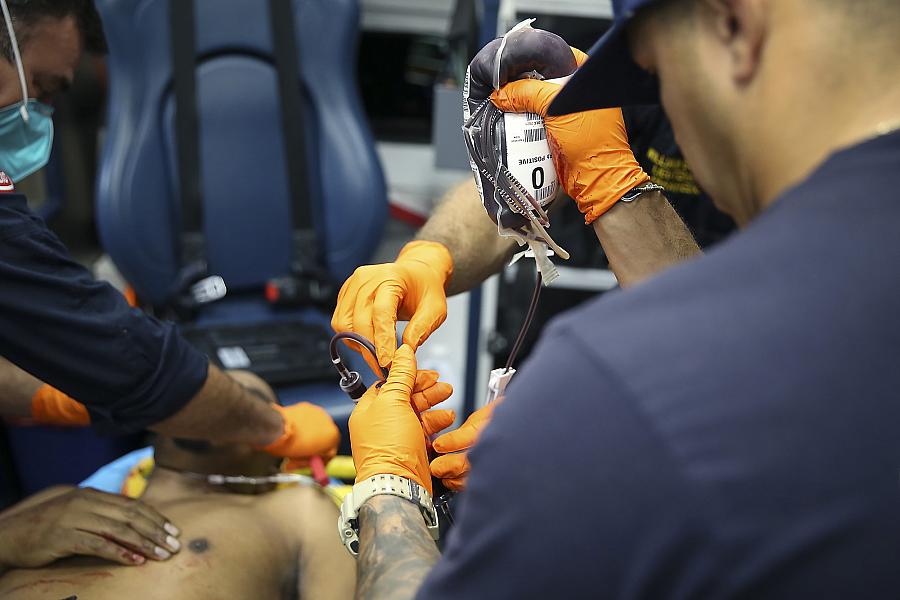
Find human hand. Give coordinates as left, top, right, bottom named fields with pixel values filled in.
left=429, top=402, right=496, bottom=491
left=409, top=369, right=456, bottom=454
left=30, top=384, right=90, bottom=426
left=349, top=345, right=446, bottom=494
left=0, top=487, right=181, bottom=568
left=332, top=241, right=453, bottom=370
left=260, top=402, right=341, bottom=469
left=491, top=47, right=651, bottom=224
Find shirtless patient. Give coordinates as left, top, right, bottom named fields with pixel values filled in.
left=0, top=373, right=354, bottom=600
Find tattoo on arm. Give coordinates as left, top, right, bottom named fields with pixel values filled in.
left=356, top=496, right=440, bottom=600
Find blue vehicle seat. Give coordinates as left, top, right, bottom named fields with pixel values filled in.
left=94, top=0, right=387, bottom=432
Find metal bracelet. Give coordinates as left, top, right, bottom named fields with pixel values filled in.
left=619, top=182, right=666, bottom=203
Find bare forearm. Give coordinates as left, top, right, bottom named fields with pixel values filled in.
left=0, top=486, right=73, bottom=574
left=418, top=180, right=517, bottom=296
left=0, top=357, right=44, bottom=418
left=592, top=191, right=701, bottom=288
left=150, top=364, right=283, bottom=446
left=356, top=495, right=440, bottom=600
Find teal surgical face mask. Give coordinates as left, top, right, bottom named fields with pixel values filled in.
left=0, top=0, right=55, bottom=183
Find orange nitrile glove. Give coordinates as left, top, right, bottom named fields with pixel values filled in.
left=490, top=47, right=651, bottom=225
left=429, top=401, right=497, bottom=491
left=409, top=369, right=456, bottom=453
left=349, top=345, right=437, bottom=494
left=332, top=241, right=453, bottom=370
left=30, top=385, right=91, bottom=426
left=260, top=403, right=340, bottom=469
left=409, top=369, right=454, bottom=415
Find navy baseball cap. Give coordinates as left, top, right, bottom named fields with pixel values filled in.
left=548, top=0, right=662, bottom=116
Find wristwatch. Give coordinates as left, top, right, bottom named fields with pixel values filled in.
left=338, top=474, right=440, bottom=556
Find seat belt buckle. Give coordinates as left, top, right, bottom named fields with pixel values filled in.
left=190, top=275, right=227, bottom=304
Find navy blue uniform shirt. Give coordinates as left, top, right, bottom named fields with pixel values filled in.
left=0, top=194, right=208, bottom=433
left=420, top=131, right=900, bottom=599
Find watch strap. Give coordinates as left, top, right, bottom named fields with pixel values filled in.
left=338, top=474, right=440, bottom=556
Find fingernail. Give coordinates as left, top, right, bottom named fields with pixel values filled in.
left=164, top=522, right=180, bottom=536
left=154, top=546, right=172, bottom=560
left=132, top=553, right=146, bottom=565
left=166, top=535, right=181, bottom=552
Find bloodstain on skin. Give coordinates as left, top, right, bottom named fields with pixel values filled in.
left=3, top=572, right=113, bottom=595
left=188, top=538, right=210, bottom=553
left=4, top=579, right=81, bottom=594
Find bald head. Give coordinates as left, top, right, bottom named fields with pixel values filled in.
left=627, top=0, right=900, bottom=224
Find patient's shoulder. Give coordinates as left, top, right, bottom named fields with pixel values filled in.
left=260, top=484, right=356, bottom=599
left=259, top=484, right=339, bottom=529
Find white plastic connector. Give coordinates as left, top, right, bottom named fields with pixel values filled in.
left=485, top=367, right=516, bottom=406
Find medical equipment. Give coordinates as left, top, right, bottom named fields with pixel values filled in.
left=180, top=471, right=318, bottom=486
left=485, top=269, right=543, bottom=405
left=330, top=332, right=456, bottom=529
left=329, top=332, right=387, bottom=400
left=463, top=19, right=578, bottom=284
left=465, top=21, right=576, bottom=404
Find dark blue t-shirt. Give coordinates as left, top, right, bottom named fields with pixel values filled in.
left=420, top=131, right=900, bottom=599
left=0, top=195, right=208, bottom=433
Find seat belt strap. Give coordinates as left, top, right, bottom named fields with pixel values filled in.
left=268, top=0, right=323, bottom=271
left=168, top=0, right=205, bottom=267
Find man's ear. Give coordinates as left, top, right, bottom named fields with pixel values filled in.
left=700, top=0, right=768, bottom=85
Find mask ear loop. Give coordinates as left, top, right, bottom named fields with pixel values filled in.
left=0, top=0, right=30, bottom=122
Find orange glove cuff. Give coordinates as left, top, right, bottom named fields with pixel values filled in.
left=397, top=241, right=454, bottom=289
left=30, top=385, right=90, bottom=426
left=553, top=107, right=652, bottom=225
left=578, top=166, right=652, bottom=225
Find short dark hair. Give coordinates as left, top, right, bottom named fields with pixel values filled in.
left=0, top=0, right=107, bottom=61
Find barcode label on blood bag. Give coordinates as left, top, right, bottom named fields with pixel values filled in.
left=535, top=183, right=557, bottom=203
left=503, top=112, right=558, bottom=209
left=523, top=128, right=546, bottom=143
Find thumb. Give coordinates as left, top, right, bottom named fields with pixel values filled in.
left=381, top=344, right=417, bottom=398
left=490, top=79, right=562, bottom=117
left=372, top=281, right=404, bottom=367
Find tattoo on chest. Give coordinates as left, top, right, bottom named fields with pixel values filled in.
left=188, top=538, right=210, bottom=553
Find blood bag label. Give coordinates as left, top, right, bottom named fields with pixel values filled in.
left=503, top=112, right=558, bottom=207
